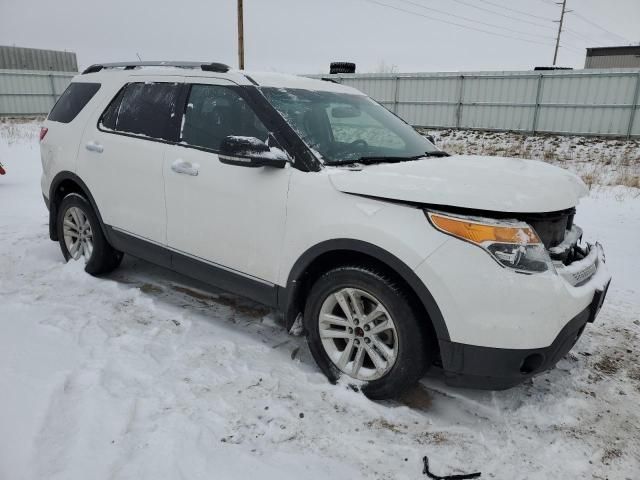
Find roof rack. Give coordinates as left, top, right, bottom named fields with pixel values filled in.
left=82, top=61, right=230, bottom=75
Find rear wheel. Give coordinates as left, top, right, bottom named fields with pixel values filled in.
left=56, top=193, right=123, bottom=274
left=304, top=266, right=432, bottom=399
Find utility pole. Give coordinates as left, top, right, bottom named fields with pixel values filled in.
left=237, top=0, right=245, bottom=70
left=552, top=0, right=571, bottom=66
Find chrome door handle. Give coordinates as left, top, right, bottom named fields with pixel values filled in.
left=171, top=159, right=199, bottom=176
left=85, top=141, right=104, bottom=153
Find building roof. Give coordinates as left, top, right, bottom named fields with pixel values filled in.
left=0, top=45, right=78, bottom=72
left=586, top=46, right=640, bottom=57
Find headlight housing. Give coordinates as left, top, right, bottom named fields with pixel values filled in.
left=426, top=211, right=554, bottom=274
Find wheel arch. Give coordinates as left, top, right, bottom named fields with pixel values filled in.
left=48, top=171, right=109, bottom=242
left=279, top=239, right=450, bottom=343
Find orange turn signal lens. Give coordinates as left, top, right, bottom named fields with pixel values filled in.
left=429, top=213, right=541, bottom=245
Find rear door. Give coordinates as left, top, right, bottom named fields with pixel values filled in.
left=77, top=77, right=184, bottom=245
left=163, top=79, right=292, bottom=293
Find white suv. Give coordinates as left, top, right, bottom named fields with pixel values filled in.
left=40, top=61, right=611, bottom=399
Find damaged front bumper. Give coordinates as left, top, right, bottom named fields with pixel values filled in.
left=440, top=239, right=612, bottom=389
left=418, top=222, right=612, bottom=390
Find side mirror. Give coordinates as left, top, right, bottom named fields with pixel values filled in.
left=219, top=136, right=288, bottom=168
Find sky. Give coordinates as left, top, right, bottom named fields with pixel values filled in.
left=0, top=0, right=638, bottom=74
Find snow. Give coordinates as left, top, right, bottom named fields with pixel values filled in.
left=548, top=224, right=582, bottom=257
left=1, top=120, right=640, bottom=479
left=422, top=128, right=640, bottom=188
left=250, top=71, right=364, bottom=94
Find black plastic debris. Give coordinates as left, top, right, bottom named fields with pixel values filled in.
left=422, top=456, right=481, bottom=479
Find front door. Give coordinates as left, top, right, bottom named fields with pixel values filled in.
left=164, top=79, right=291, bottom=290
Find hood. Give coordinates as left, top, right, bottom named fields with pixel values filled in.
left=328, top=155, right=588, bottom=213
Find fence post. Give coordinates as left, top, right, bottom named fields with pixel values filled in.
left=393, top=75, right=400, bottom=114
left=532, top=74, right=543, bottom=134
left=48, top=73, right=57, bottom=107
left=627, top=72, right=640, bottom=139
left=455, top=75, right=464, bottom=129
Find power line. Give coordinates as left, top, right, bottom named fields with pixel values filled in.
left=395, top=0, right=555, bottom=40
left=360, top=0, right=557, bottom=47
left=564, top=28, right=603, bottom=47
left=572, top=12, right=631, bottom=44
left=476, top=0, right=555, bottom=22
left=447, top=0, right=557, bottom=31
left=560, top=45, right=584, bottom=55
left=537, top=0, right=632, bottom=44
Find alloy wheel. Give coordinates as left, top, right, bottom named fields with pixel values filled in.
left=62, top=206, right=94, bottom=261
left=318, top=287, right=398, bottom=381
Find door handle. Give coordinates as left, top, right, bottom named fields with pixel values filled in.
left=171, top=159, right=199, bottom=176
left=85, top=141, right=104, bottom=153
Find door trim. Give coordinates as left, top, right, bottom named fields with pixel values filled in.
left=106, top=226, right=280, bottom=307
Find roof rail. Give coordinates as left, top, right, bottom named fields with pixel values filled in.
left=82, top=61, right=230, bottom=75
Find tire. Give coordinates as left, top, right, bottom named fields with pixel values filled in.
left=56, top=193, right=123, bottom=275
left=304, top=266, right=432, bottom=399
left=330, top=62, right=356, bottom=74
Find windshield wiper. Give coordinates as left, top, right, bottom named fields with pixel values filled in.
left=330, top=150, right=449, bottom=166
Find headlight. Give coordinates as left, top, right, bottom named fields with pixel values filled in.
left=426, top=211, right=554, bottom=274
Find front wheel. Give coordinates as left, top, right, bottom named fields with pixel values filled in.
left=303, top=266, right=432, bottom=399
left=56, top=193, right=123, bottom=275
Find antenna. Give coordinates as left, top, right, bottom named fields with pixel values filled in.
left=136, top=52, right=143, bottom=62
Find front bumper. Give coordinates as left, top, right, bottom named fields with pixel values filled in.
left=439, top=279, right=610, bottom=389
left=415, top=230, right=612, bottom=388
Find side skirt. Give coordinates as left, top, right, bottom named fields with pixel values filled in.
left=105, top=226, right=281, bottom=308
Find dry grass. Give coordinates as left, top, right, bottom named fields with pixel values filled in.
left=616, top=174, right=640, bottom=189
left=424, top=128, right=640, bottom=188
left=0, top=117, right=42, bottom=145
left=581, top=172, right=597, bottom=190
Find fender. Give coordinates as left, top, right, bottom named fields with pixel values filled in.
left=280, top=238, right=450, bottom=341
left=48, top=171, right=113, bottom=244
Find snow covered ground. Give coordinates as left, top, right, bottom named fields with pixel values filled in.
left=421, top=128, right=640, bottom=189
left=1, top=120, right=639, bottom=479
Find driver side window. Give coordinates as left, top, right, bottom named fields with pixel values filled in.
left=180, top=84, right=269, bottom=151
left=325, top=103, right=405, bottom=150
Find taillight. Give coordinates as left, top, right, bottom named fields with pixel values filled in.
left=39, top=127, right=48, bottom=142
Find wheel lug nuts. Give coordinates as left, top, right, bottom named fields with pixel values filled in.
left=353, top=319, right=359, bottom=326
left=354, top=339, right=360, bottom=346
left=364, top=338, right=370, bottom=344
left=348, top=327, right=353, bottom=334
left=364, top=325, right=370, bottom=331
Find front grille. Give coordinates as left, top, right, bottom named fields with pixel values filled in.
left=519, top=208, right=575, bottom=249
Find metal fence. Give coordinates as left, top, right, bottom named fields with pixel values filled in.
left=3, top=68, right=640, bottom=138
left=317, top=69, right=640, bottom=138
left=0, top=69, right=75, bottom=116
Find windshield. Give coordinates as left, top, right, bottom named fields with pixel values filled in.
left=260, top=87, right=439, bottom=165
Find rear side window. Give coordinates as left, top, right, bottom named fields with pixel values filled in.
left=181, top=84, right=269, bottom=151
left=48, top=82, right=101, bottom=123
left=99, top=82, right=182, bottom=142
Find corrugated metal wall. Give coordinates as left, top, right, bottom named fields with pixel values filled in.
left=3, top=67, right=640, bottom=136
left=0, top=69, right=75, bottom=116
left=316, top=69, right=640, bottom=138
left=0, top=46, right=78, bottom=72
left=585, top=55, right=640, bottom=69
